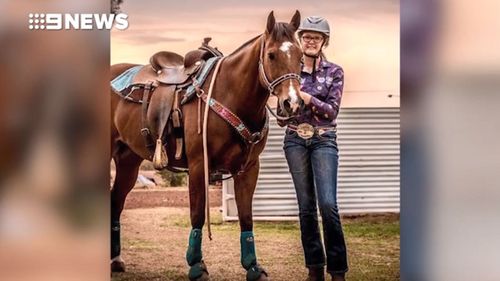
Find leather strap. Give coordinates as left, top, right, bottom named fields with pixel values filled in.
left=199, top=92, right=268, bottom=145
left=201, top=57, right=225, bottom=241
left=198, top=90, right=268, bottom=176
left=172, top=89, right=184, bottom=160
left=141, top=82, right=155, bottom=151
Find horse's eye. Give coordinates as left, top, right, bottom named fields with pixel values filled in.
left=268, top=52, right=276, bottom=60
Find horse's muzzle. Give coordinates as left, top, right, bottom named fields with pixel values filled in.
left=278, top=97, right=304, bottom=117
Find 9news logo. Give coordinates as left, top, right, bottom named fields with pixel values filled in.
left=28, top=13, right=129, bottom=30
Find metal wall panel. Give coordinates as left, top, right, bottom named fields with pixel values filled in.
left=223, top=107, right=400, bottom=221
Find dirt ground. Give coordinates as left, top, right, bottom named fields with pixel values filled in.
left=124, top=187, right=222, bottom=209
left=112, top=188, right=400, bottom=281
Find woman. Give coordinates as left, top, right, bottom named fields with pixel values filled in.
left=282, top=16, right=348, bottom=281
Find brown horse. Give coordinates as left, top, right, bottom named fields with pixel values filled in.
left=111, top=11, right=303, bottom=281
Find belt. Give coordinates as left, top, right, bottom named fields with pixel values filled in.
left=287, top=123, right=337, bottom=139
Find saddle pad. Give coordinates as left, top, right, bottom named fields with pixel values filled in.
left=111, top=65, right=143, bottom=93
left=180, top=56, right=221, bottom=105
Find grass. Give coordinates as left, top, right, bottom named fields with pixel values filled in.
left=112, top=208, right=399, bottom=281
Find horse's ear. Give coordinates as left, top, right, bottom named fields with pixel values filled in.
left=266, top=11, right=276, bottom=35
left=290, top=10, right=301, bottom=31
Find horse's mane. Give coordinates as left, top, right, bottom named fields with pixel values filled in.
left=228, top=34, right=262, bottom=57
left=228, top=22, right=297, bottom=57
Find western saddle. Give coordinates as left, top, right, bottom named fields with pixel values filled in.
left=132, top=49, right=206, bottom=86
left=117, top=38, right=223, bottom=169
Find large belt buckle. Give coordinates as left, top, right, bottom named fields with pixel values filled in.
left=296, top=123, right=314, bottom=139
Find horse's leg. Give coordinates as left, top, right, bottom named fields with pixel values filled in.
left=111, top=144, right=143, bottom=272
left=234, top=161, right=269, bottom=281
left=185, top=162, right=210, bottom=281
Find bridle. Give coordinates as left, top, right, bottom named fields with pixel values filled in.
left=258, top=35, right=301, bottom=95
left=258, top=35, right=302, bottom=121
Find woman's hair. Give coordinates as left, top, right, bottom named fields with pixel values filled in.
left=320, top=51, right=328, bottom=60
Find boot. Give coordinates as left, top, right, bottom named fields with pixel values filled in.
left=305, top=266, right=325, bottom=281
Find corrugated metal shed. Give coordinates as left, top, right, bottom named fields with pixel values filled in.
left=223, top=107, right=400, bottom=221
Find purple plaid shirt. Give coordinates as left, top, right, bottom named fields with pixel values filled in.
left=293, top=59, right=344, bottom=127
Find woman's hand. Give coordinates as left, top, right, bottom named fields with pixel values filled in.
left=299, top=91, right=312, bottom=105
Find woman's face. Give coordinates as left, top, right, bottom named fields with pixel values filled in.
left=300, top=31, right=325, bottom=56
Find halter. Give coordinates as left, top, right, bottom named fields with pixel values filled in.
left=258, top=35, right=301, bottom=95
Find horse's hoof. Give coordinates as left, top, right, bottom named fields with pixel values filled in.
left=247, top=264, right=268, bottom=281
left=193, top=272, right=210, bottom=281
left=189, top=261, right=210, bottom=281
left=256, top=274, right=269, bottom=281
left=110, top=257, right=126, bottom=272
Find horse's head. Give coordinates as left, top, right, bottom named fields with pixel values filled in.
left=259, top=11, right=304, bottom=118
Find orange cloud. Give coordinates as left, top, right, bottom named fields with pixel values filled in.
left=112, top=1, right=399, bottom=107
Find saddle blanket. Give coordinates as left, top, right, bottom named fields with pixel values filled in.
left=111, top=65, right=143, bottom=93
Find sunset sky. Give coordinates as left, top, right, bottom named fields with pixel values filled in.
left=111, top=0, right=399, bottom=107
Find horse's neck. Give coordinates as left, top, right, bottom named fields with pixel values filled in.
left=216, top=38, right=268, bottom=131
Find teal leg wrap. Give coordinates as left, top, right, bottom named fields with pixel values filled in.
left=186, top=229, right=203, bottom=266
left=240, top=231, right=257, bottom=270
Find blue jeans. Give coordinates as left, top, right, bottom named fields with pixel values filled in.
left=283, top=129, right=348, bottom=274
